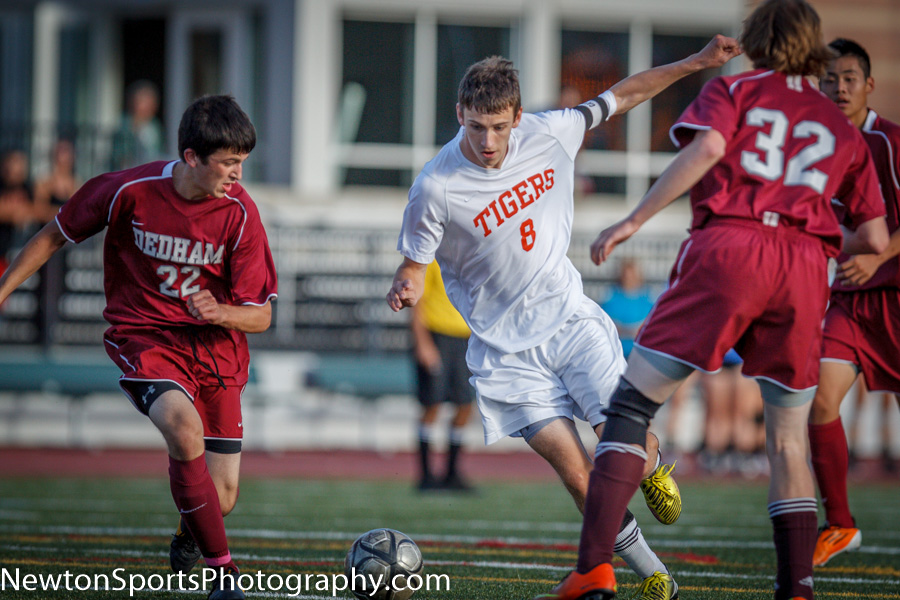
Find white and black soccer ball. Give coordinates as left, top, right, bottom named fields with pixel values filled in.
left=344, top=528, right=424, bottom=600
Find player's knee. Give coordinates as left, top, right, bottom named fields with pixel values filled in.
left=601, top=379, right=663, bottom=446
left=766, top=432, right=807, bottom=463
left=420, top=404, right=440, bottom=424
left=561, top=473, right=589, bottom=512
left=809, top=390, right=841, bottom=423
left=160, top=420, right=204, bottom=458
left=218, top=484, right=239, bottom=515
left=151, top=399, right=203, bottom=456
left=561, top=466, right=590, bottom=499
left=644, top=431, right=660, bottom=458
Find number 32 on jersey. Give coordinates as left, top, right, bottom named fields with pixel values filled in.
left=741, top=107, right=835, bottom=193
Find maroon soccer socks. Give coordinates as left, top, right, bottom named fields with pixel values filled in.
left=769, top=498, right=817, bottom=600
left=576, top=448, right=646, bottom=573
left=809, top=418, right=854, bottom=528
left=168, top=455, right=235, bottom=570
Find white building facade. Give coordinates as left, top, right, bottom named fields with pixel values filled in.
left=2, top=0, right=744, bottom=205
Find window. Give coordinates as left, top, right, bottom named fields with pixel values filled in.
left=650, top=33, right=720, bottom=152
left=191, top=30, right=223, bottom=99
left=340, top=19, right=415, bottom=186
left=434, top=24, right=510, bottom=144
left=58, top=25, right=90, bottom=127
left=560, top=29, right=628, bottom=151
left=342, top=20, right=414, bottom=146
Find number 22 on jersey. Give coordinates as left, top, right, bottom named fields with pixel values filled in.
left=157, top=265, right=201, bottom=298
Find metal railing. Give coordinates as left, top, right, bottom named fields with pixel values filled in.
left=0, top=224, right=687, bottom=352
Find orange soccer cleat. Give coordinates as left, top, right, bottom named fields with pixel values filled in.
left=532, top=563, right=617, bottom=600
left=813, top=525, right=861, bottom=567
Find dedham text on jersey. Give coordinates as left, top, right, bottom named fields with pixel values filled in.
left=132, top=226, right=225, bottom=265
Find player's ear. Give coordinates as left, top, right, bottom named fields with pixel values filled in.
left=456, top=103, right=465, bottom=126
left=182, top=148, right=199, bottom=168
left=866, top=76, right=875, bottom=95
left=512, top=106, right=523, bottom=128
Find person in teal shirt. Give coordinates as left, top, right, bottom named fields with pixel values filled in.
left=601, top=258, right=655, bottom=358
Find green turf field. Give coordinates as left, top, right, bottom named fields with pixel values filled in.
left=0, top=477, right=897, bottom=599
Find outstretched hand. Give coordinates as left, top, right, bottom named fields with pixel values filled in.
left=694, top=34, right=743, bottom=70
left=590, top=219, right=640, bottom=266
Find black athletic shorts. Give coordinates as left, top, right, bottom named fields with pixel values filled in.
left=415, top=333, right=475, bottom=407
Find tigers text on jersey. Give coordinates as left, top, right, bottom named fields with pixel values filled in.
left=398, top=109, right=587, bottom=355
left=669, top=69, right=885, bottom=255
left=56, top=160, right=277, bottom=328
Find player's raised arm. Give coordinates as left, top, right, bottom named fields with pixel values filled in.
left=0, top=220, right=68, bottom=304
left=590, top=129, right=727, bottom=265
left=387, top=257, right=428, bottom=311
left=610, top=35, right=741, bottom=116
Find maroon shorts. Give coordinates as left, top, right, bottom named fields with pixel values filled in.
left=103, top=324, right=248, bottom=441
left=635, top=220, right=829, bottom=391
left=822, top=289, right=900, bottom=394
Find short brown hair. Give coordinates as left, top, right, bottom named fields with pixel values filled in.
left=457, top=56, right=521, bottom=115
left=739, top=0, right=832, bottom=76
left=178, top=95, right=256, bottom=162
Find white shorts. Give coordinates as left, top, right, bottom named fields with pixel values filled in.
left=467, top=296, right=626, bottom=445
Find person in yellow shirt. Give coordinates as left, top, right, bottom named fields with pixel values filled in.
left=412, top=261, right=475, bottom=491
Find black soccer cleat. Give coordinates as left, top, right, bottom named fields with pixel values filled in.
left=170, top=522, right=203, bottom=574
left=207, top=566, right=245, bottom=600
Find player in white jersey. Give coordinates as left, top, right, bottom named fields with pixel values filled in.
left=388, top=36, right=741, bottom=599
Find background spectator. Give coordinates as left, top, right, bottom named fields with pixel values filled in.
left=600, top=258, right=655, bottom=358
left=0, top=149, right=35, bottom=275
left=411, top=261, right=476, bottom=492
left=111, top=80, right=165, bottom=169
left=697, top=350, right=767, bottom=476
left=34, top=139, right=79, bottom=223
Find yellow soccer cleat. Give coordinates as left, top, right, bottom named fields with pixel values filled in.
left=640, top=462, right=682, bottom=525
left=632, top=571, right=678, bottom=600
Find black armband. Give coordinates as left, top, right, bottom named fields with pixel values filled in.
left=575, top=90, right=617, bottom=130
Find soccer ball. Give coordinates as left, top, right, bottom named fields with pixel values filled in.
left=344, top=528, right=424, bottom=600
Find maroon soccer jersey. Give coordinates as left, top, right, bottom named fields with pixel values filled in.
left=670, top=69, right=885, bottom=256
left=56, top=161, right=277, bottom=328
left=833, top=110, right=900, bottom=291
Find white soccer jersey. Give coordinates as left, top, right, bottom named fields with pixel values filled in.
left=398, top=108, right=589, bottom=355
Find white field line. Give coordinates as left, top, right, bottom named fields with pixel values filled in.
left=4, top=523, right=900, bottom=556
left=4, top=545, right=898, bottom=590
left=5, top=504, right=900, bottom=541
left=3, top=540, right=899, bottom=589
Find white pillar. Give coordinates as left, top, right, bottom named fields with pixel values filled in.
left=293, top=0, right=338, bottom=197
left=625, top=19, right=652, bottom=204
left=33, top=2, right=63, bottom=133
left=520, top=0, right=557, bottom=112
left=412, top=10, right=437, bottom=172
